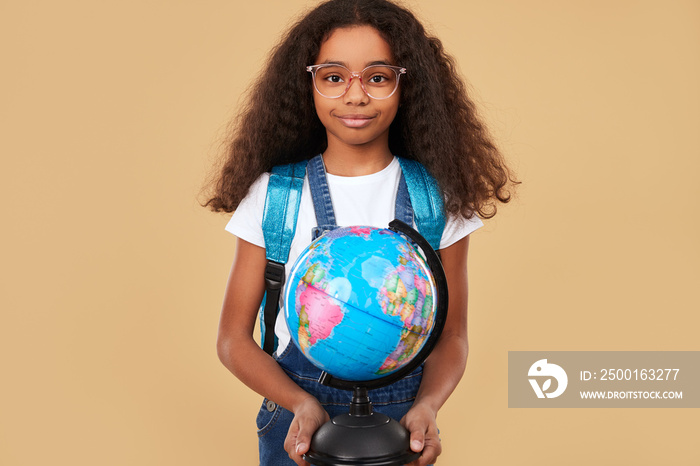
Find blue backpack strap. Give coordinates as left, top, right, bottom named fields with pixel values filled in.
left=397, top=157, right=446, bottom=251
left=263, top=160, right=308, bottom=262
left=260, top=159, right=307, bottom=355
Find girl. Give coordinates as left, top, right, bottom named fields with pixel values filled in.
left=205, top=0, right=516, bottom=464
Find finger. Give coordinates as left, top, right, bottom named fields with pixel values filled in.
left=421, top=430, right=443, bottom=465
left=404, top=442, right=440, bottom=466
left=291, top=445, right=310, bottom=465
left=417, top=443, right=441, bottom=466
left=290, top=452, right=309, bottom=466
left=296, top=440, right=309, bottom=456
left=283, top=421, right=299, bottom=456
left=295, top=422, right=314, bottom=456
left=285, top=439, right=308, bottom=466
left=409, top=428, right=425, bottom=453
left=284, top=422, right=309, bottom=466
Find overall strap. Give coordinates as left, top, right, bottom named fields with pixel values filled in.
left=397, top=157, right=446, bottom=251
left=260, top=159, right=307, bottom=355
left=395, top=171, right=414, bottom=226
left=307, top=154, right=415, bottom=239
left=307, top=154, right=337, bottom=239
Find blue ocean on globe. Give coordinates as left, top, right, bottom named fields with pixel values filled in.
left=284, top=226, right=437, bottom=381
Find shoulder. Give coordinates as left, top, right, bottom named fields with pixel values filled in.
left=224, top=172, right=272, bottom=247
left=235, top=172, right=272, bottom=220
left=440, top=213, right=483, bottom=250
left=248, top=171, right=272, bottom=199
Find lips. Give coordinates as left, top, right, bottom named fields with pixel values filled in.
left=335, top=114, right=376, bottom=128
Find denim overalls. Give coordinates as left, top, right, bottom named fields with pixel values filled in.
left=256, top=154, right=425, bottom=465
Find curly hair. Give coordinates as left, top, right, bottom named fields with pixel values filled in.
left=204, top=0, right=517, bottom=219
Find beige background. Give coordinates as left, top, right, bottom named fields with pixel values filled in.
left=2, top=0, right=698, bottom=464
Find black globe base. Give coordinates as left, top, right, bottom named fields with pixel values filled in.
left=303, top=387, right=420, bottom=466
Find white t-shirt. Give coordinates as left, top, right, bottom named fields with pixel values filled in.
left=225, top=157, right=483, bottom=354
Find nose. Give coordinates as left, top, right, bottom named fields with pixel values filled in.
left=343, top=74, right=369, bottom=104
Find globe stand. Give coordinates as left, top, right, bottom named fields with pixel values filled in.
left=302, top=220, right=449, bottom=466
left=303, top=386, right=419, bottom=466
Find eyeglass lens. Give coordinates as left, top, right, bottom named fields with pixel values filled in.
left=313, top=65, right=400, bottom=99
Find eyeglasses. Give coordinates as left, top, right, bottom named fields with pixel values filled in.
left=306, top=64, right=406, bottom=100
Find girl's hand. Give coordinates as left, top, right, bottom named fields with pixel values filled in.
left=401, top=402, right=442, bottom=466
left=284, top=396, right=329, bottom=466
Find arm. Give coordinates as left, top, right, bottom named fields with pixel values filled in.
left=402, top=234, right=471, bottom=466
left=216, top=238, right=328, bottom=465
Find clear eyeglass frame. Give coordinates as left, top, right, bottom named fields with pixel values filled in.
left=306, top=64, right=407, bottom=100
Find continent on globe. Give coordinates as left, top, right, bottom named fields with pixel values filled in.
left=296, top=266, right=344, bottom=352
left=376, top=268, right=434, bottom=375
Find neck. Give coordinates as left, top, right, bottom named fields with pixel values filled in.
left=322, top=138, right=393, bottom=177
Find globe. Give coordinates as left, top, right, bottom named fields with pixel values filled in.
left=284, top=225, right=438, bottom=382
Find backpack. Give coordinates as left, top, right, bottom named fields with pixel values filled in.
left=259, top=157, right=446, bottom=356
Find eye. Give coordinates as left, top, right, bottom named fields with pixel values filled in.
left=363, top=66, right=395, bottom=86
left=367, top=74, right=388, bottom=84
left=316, top=66, right=348, bottom=85
left=325, top=74, right=345, bottom=83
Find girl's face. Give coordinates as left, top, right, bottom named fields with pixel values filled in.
left=312, top=25, right=400, bottom=152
